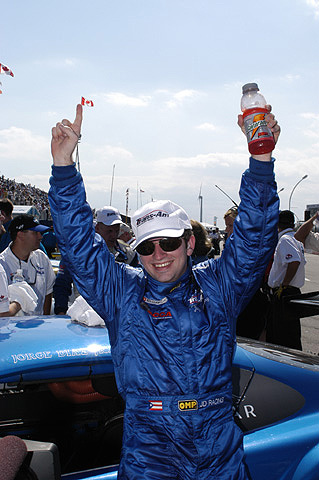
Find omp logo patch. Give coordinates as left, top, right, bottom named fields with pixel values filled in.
left=178, top=399, right=198, bottom=411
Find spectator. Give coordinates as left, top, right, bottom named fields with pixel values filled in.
left=0, top=199, right=14, bottom=253
left=190, top=219, right=214, bottom=264
left=53, top=261, right=75, bottom=315
left=118, top=223, right=134, bottom=245
left=48, top=103, right=280, bottom=479
left=267, top=210, right=306, bottom=350
left=0, top=175, right=51, bottom=220
left=0, top=215, right=56, bottom=315
left=223, top=206, right=238, bottom=239
left=95, top=206, right=138, bottom=266
left=0, top=262, right=38, bottom=317
left=41, top=227, right=57, bottom=258
left=295, top=211, right=319, bottom=253
left=209, top=228, right=221, bottom=256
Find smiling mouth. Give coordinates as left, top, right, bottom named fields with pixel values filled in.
left=153, top=261, right=172, bottom=269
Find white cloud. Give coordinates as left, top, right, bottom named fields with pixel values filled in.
left=101, top=92, right=151, bottom=107
left=306, top=0, right=319, bottom=18
left=280, top=74, right=301, bottom=82
left=93, top=145, right=133, bottom=159
left=0, top=127, right=48, bottom=161
left=224, top=81, right=243, bottom=91
left=33, top=58, right=78, bottom=68
left=300, top=112, right=319, bottom=138
left=196, top=122, right=219, bottom=132
left=154, top=152, right=246, bottom=171
left=165, top=89, right=202, bottom=109
left=301, top=112, right=319, bottom=120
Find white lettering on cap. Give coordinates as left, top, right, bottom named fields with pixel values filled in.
left=136, top=210, right=169, bottom=228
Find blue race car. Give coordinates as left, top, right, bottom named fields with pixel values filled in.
left=0, top=314, right=318, bottom=479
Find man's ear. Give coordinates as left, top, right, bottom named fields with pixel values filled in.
left=16, top=231, right=24, bottom=241
left=186, top=234, right=195, bottom=256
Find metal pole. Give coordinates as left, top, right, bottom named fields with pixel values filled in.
left=109, top=164, right=115, bottom=205
left=288, top=175, right=308, bottom=211
left=215, top=185, right=238, bottom=207
left=198, top=185, right=203, bottom=223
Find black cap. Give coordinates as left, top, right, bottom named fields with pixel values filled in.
left=9, top=215, right=50, bottom=236
left=278, top=210, right=295, bottom=227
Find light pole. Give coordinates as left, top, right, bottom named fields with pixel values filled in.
left=198, top=185, right=203, bottom=222
left=288, top=175, right=308, bottom=211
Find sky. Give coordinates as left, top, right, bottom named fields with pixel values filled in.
left=1, top=0, right=319, bottom=227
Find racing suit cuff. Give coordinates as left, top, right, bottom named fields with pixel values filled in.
left=246, top=157, right=275, bottom=183
left=50, top=164, right=82, bottom=188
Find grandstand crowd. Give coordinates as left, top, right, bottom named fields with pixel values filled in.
left=0, top=175, right=50, bottom=219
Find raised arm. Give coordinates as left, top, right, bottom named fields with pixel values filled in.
left=197, top=108, right=281, bottom=332
left=294, top=212, right=318, bottom=245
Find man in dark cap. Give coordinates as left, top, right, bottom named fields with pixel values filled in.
left=267, top=210, right=306, bottom=350
left=0, top=214, right=55, bottom=315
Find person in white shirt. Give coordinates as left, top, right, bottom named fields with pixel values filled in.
left=294, top=211, right=319, bottom=253
left=0, top=263, right=38, bottom=317
left=0, top=215, right=56, bottom=315
left=267, top=210, right=306, bottom=350
left=0, top=263, right=21, bottom=316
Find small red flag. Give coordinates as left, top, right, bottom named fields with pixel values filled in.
left=81, top=97, right=94, bottom=107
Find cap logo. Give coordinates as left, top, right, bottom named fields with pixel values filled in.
left=136, top=210, right=169, bottom=228
left=107, top=212, right=117, bottom=217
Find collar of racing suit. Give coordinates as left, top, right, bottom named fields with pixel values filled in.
left=141, top=258, right=197, bottom=301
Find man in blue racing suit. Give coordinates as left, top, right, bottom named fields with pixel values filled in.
left=49, top=104, right=280, bottom=479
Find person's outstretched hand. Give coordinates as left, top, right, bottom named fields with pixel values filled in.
left=51, top=104, right=83, bottom=166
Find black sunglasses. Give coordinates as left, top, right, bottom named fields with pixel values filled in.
left=136, top=237, right=184, bottom=256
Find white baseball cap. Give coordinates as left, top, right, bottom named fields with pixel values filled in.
left=96, top=206, right=123, bottom=226
left=131, top=200, right=191, bottom=249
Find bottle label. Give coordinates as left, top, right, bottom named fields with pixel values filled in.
left=244, top=110, right=273, bottom=145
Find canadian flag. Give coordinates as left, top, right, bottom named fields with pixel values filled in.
left=0, top=63, right=14, bottom=77
left=81, top=97, right=94, bottom=107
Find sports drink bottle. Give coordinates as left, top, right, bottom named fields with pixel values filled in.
left=241, top=83, right=275, bottom=155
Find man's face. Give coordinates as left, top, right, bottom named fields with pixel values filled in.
left=21, top=230, right=43, bottom=252
left=139, top=235, right=195, bottom=283
left=95, top=223, right=120, bottom=249
left=119, top=231, right=132, bottom=244
left=224, top=216, right=235, bottom=238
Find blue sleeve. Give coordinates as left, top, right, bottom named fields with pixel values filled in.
left=48, top=164, right=142, bottom=343
left=194, top=158, right=279, bottom=338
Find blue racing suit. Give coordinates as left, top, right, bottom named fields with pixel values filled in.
left=49, top=158, right=279, bottom=479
